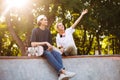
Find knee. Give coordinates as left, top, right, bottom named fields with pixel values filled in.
left=44, top=51, right=51, bottom=56
left=51, top=50, right=61, bottom=55
left=72, top=49, right=77, bottom=55
left=67, top=45, right=74, bottom=49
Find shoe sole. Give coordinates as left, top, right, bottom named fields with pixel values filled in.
left=67, top=73, right=76, bottom=79
left=62, top=77, right=69, bottom=80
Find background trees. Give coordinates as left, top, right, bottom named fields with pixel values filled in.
left=0, top=0, right=120, bottom=56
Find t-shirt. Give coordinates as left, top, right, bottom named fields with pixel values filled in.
left=56, top=27, right=77, bottom=50
left=30, top=27, right=52, bottom=50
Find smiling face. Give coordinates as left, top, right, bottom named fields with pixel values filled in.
left=56, top=22, right=65, bottom=32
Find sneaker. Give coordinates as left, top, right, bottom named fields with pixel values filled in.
left=65, top=71, right=76, bottom=78
left=58, top=74, right=69, bottom=80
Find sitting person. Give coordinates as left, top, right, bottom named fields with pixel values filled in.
left=30, top=15, right=76, bottom=80
left=56, top=9, right=88, bottom=56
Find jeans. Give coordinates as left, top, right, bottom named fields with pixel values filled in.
left=43, top=50, right=64, bottom=73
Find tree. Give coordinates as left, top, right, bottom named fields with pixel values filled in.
left=0, top=0, right=120, bottom=56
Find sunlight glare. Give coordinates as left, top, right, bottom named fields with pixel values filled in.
left=0, top=16, right=5, bottom=23
left=5, top=0, right=28, bottom=8
left=1, top=0, right=29, bottom=20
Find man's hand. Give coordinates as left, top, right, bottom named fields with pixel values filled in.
left=45, top=42, right=53, bottom=51
left=81, top=9, right=88, bottom=16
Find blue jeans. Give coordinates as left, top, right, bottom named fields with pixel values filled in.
left=43, top=50, right=64, bottom=73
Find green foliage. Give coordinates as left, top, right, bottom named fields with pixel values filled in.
left=0, top=0, right=120, bottom=55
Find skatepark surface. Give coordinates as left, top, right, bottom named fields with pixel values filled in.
left=0, top=55, right=120, bottom=80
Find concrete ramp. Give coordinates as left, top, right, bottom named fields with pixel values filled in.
left=0, top=56, right=120, bottom=80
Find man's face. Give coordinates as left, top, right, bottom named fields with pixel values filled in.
left=57, top=23, right=65, bottom=31
left=40, top=17, right=48, bottom=26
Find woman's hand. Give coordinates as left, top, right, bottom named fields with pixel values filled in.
left=71, top=9, right=88, bottom=29
left=81, top=9, right=88, bottom=16
left=60, top=48, right=64, bottom=54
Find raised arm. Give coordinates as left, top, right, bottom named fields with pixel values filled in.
left=71, top=9, right=88, bottom=29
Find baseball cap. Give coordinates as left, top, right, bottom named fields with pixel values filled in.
left=37, top=15, right=46, bottom=24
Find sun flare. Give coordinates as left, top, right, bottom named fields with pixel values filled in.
left=0, top=0, right=29, bottom=22
left=5, top=0, right=28, bottom=8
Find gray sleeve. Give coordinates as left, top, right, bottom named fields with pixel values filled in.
left=30, top=28, right=37, bottom=42
left=49, top=31, right=52, bottom=44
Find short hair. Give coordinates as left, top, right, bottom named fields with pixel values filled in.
left=55, top=22, right=60, bottom=31
left=55, top=22, right=62, bottom=29
left=37, top=15, right=46, bottom=26
left=55, top=22, right=64, bottom=32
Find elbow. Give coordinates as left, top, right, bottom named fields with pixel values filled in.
left=31, top=42, right=36, bottom=47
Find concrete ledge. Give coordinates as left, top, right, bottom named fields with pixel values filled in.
left=0, top=56, right=120, bottom=80
left=0, top=55, right=120, bottom=59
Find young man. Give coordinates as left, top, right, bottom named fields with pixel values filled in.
left=56, top=9, right=88, bottom=56
left=30, top=15, right=76, bottom=80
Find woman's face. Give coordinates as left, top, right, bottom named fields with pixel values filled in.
left=40, top=17, right=48, bottom=26
left=57, top=23, right=65, bottom=31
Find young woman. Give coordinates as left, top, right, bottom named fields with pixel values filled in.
left=56, top=9, right=88, bottom=56
left=30, top=15, right=76, bottom=80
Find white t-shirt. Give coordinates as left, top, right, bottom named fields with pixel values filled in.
left=56, top=27, right=77, bottom=50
